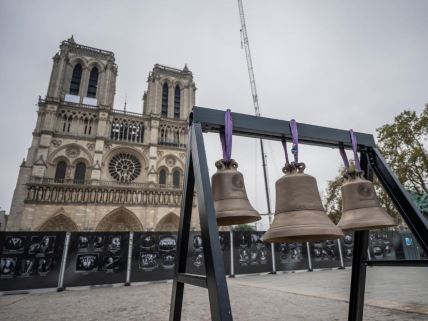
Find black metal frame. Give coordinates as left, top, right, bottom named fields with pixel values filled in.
left=169, top=106, right=428, bottom=321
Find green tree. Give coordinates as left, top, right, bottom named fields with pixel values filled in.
left=233, top=224, right=256, bottom=231
left=376, top=104, right=427, bottom=195
left=324, top=104, right=428, bottom=224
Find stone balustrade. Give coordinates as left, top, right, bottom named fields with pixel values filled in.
left=25, top=182, right=184, bottom=206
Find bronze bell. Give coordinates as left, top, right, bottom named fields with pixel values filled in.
left=212, top=159, right=261, bottom=226
left=338, top=171, right=396, bottom=231
left=262, top=163, right=344, bottom=243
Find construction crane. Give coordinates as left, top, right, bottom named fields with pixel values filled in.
left=237, top=0, right=272, bottom=223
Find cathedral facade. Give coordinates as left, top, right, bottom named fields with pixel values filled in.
left=7, top=37, right=199, bottom=232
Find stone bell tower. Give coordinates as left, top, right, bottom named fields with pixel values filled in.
left=8, top=37, right=199, bottom=232
left=47, top=36, right=117, bottom=108
left=8, top=37, right=118, bottom=230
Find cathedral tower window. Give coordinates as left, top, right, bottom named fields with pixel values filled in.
left=172, top=170, right=180, bottom=188
left=159, top=169, right=166, bottom=186
left=174, top=130, right=180, bottom=145
left=62, top=115, right=72, bottom=132
left=86, top=67, right=99, bottom=98
left=174, top=85, right=180, bottom=119
left=83, top=118, right=93, bottom=135
left=54, top=161, right=67, bottom=183
left=69, top=64, right=82, bottom=95
left=161, top=83, right=168, bottom=117
left=74, top=162, right=86, bottom=184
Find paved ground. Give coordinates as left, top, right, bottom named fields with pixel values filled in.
left=0, top=267, right=427, bottom=321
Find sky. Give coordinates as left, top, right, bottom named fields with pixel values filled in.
left=0, top=0, right=427, bottom=228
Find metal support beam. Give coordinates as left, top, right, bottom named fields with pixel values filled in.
left=348, top=151, right=371, bottom=321
left=191, top=107, right=376, bottom=148
left=169, top=123, right=233, bottom=321
left=191, top=123, right=233, bottom=321
left=364, top=260, right=428, bottom=267
left=169, top=129, right=196, bottom=321
left=368, top=147, right=428, bottom=253
left=176, top=273, right=208, bottom=288
left=169, top=106, right=426, bottom=321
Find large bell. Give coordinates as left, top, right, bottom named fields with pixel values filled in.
left=338, top=171, right=396, bottom=231
left=212, top=159, right=261, bottom=226
left=262, top=163, right=344, bottom=243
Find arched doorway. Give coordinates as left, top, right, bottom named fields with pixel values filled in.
left=155, top=213, right=180, bottom=231
left=38, top=214, right=78, bottom=231
left=95, top=208, right=143, bottom=231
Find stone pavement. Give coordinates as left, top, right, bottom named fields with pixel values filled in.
left=0, top=267, right=427, bottom=321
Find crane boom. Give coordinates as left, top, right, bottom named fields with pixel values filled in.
left=237, top=0, right=272, bottom=221
left=238, top=0, right=261, bottom=117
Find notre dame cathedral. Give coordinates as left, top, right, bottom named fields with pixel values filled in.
left=7, top=37, right=200, bottom=232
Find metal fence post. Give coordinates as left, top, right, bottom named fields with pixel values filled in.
left=270, top=243, right=276, bottom=274
left=306, top=242, right=313, bottom=272
left=125, top=231, right=134, bottom=286
left=337, top=239, right=345, bottom=269
left=229, top=228, right=235, bottom=278
left=57, top=232, right=71, bottom=292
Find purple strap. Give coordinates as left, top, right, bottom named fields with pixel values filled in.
left=350, top=129, right=361, bottom=171
left=282, top=139, right=290, bottom=164
left=339, top=130, right=361, bottom=171
left=290, top=119, right=299, bottom=163
left=339, top=147, right=350, bottom=169
left=281, top=119, right=299, bottom=164
left=220, top=109, right=233, bottom=162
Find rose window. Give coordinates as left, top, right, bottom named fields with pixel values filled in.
left=109, top=153, right=141, bottom=183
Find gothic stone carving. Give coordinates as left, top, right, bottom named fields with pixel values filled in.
left=65, top=146, right=80, bottom=158
left=165, top=156, right=176, bottom=167
left=51, top=139, right=62, bottom=147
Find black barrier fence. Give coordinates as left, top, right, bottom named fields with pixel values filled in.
left=309, top=239, right=342, bottom=270
left=131, top=232, right=176, bottom=282
left=340, top=233, right=355, bottom=267
left=0, top=232, right=66, bottom=291
left=0, top=229, right=425, bottom=292
left=233, top=231, right=272, bottom=275
left=185, top=232, right=231, bottom=276
left=62, top=232, right=129, bottom=287
left=367, top=231, right=405, bottom=261
left=274, top=242, right=309, bottom=272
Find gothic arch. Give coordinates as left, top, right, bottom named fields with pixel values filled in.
left=68, top=56, right=88, bottom=69
left=156, top=154, right=184, bottom=169
left=51, top=155, right=71, bottom=167
left=71, top=157, right=91, bottom=167
left=158, top=166, right=169, bottom=185
left=48, top=143, right=93, bottom=167
left=38, top=213, right=78, bottom=231
left=86, top=59, right=105, bottom=73
left=95, top=207, right=143, bottom=232
left=173, top=81, right=184, bottom=90
left=155, top=213, right=180, bottom=232
left=161, top=78, right=172, bottom=87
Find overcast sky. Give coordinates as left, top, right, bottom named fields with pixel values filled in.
left=0, top=1, right=427, bottom=228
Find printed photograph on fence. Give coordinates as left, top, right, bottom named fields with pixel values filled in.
left=63, top=232, right=129, bottom=287
left=340, top=233, right=354, bottom=266
left=0, top=232, right=66, bottom=291
left=233, top=231, right=272, bottom=275
left=368, top=231, right=404, bottom=261
left=275, top=242, right=309, bottom=271
left=130, top=232, right=177, bottom=282
left=185, top=232, right=230, bottom=276
left=308, top=240, right=341, bottom=269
